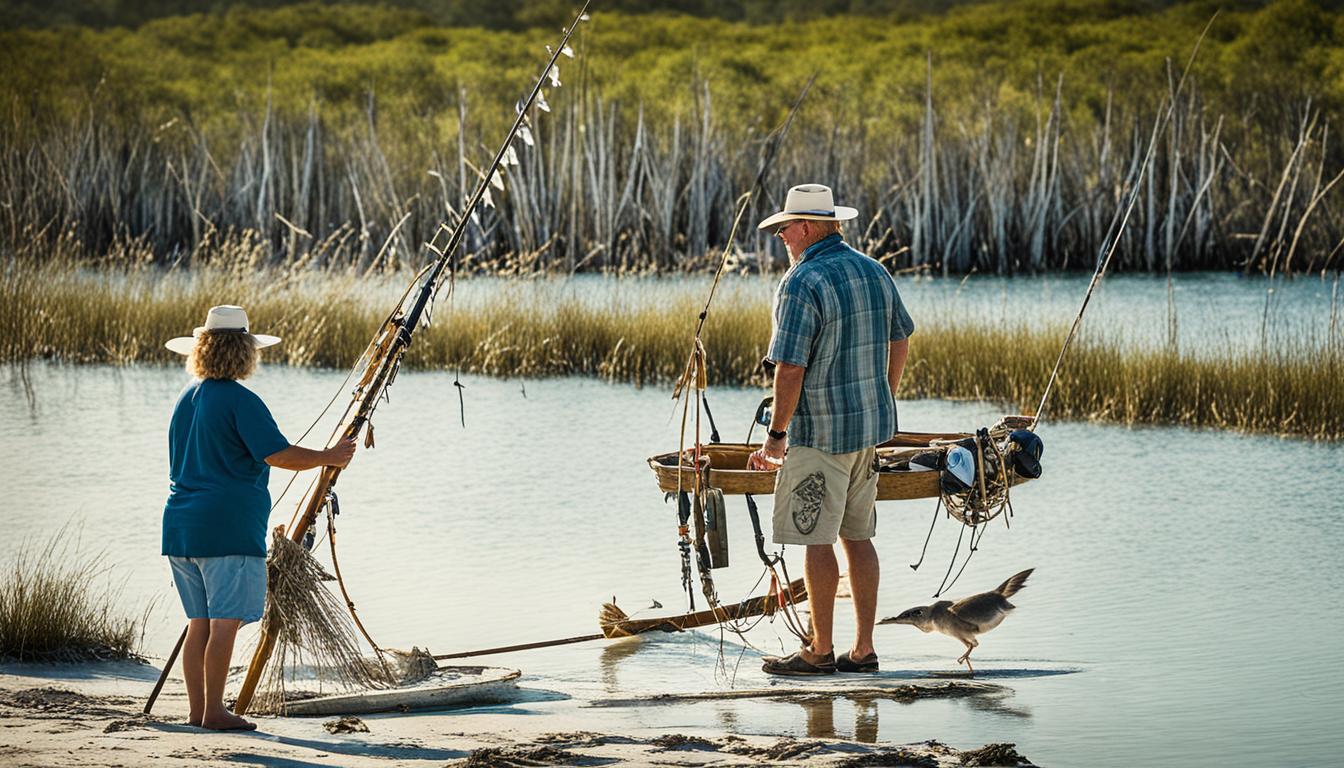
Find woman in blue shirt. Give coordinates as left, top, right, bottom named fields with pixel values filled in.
left=163, top=306, right=354, bottom=731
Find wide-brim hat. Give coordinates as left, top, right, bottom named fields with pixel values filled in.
left=757, top=183, right=859, bottom=231
left=165, top=305, right=281, bottom=356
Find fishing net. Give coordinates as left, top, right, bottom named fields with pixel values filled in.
left=247, top=530, right=398, bottom=715
left=383, top=646, right=438, bottom=685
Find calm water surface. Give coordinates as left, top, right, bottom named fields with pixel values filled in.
left=4, top=360, right=1343, bottom=767
left=457, top=271, right=1344, bottom=352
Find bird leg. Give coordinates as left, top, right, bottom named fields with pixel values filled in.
left=957, top=643, right=976, bottom=676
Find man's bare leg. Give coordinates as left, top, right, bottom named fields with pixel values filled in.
left=840, top=537, right=880, bottom=659
left=804, top=543, right=840, bottom=658
left=201, top=619, right=255, bottom=731
left=182, top=619, right=210, bottom=726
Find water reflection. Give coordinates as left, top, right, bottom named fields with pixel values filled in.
left=788, top=681, right=1028, bottom=742
left=599, top=636, right=644, bottom=693
left=802, top=694, right=836, bottom=739
left=6, top=362, right=39, bottom=417
left=716, top=705, right=740, bottom=732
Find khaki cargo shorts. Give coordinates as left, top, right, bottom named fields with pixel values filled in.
left=772, top=444, right=879, bottom=545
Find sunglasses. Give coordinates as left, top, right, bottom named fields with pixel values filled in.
left=772, top=220, right=804, bottom=236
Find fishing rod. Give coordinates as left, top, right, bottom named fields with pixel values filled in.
left=220, top=2, right=594, bottom=716
left=908, top=15, right=1221, bottom=601
left=418, top=78, right=823, bottom=667
left=664, top=74, right=817, bottom=643
left=1032, top=13, right=1217, bottom=429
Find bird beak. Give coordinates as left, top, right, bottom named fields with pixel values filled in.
left=878, top=615, right=908, bottom=626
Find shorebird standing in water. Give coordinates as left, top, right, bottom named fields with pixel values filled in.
left=880, top=568, right=1034, bottom=675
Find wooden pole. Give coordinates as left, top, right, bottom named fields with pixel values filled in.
left=231, top=8, right=593, bottom=714
left=143, top=625, right=187, bottom=715
left=432, top=634, right=605, bottom=661
left=431, top=577, right=808, bottom=661
left=233, top=466, right=340, bottom=715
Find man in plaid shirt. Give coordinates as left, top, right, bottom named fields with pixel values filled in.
left=749, top=184, right=914, bottom=676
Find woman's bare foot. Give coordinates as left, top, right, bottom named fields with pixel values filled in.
left=200, top=710, right=256, bottom=731
left=187, top=714, right=202, bottom=727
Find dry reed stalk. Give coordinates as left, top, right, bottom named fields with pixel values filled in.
left=9, top=50, right=1338, bottom=275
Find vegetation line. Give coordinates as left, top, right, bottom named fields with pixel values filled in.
left=4, top=252, right=1340, bottom=440
left=2, top=0, right=1341, bottom=273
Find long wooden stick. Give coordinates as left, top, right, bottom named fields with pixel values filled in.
left=143, top=626, right=187, bottom=715
left=231, top=6, right=592, bottom=715
left=432, top=634, right=605, bottom=661
left=603, top=578, right=807, bottom=638
left=430, top=578, right=808, bottom=661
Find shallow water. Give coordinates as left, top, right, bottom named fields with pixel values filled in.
left=4, top=360, right=1342, bottom=766
left=452, top=270, right=1344, bottom=352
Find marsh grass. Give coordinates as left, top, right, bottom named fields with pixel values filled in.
left=0, top=530, right=151, bottom=662
left=3, top=240, right=1341, bottom=439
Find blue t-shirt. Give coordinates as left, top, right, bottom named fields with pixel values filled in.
left=162, top=379, right=291, bottom=558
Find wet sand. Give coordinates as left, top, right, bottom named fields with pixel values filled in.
left=0, top=660, right=1035, bottom=767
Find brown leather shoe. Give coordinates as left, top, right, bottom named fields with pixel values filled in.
left=836, top=650, right=880, bottom=673
left=762, top=649, right=837, bottom=676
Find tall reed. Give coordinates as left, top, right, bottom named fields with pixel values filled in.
left=2, top=5, right=1341, bottom=275
left=4, top=240, right=1341, bottom=439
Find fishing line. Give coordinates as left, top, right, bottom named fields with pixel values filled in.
left=933, top=517, right=967, bottom=598
left=938, top=521, right=989, bottom=597
left=910, top=496, right=942, bottom=571
left=270, top=259, right=435, bottom=520
left=1034, top=13, right=1217, bottom=428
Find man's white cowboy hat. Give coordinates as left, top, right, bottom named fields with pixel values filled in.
left=164, top=305, right=281, bottom=356
left=757, top=183, right=859, bottom=231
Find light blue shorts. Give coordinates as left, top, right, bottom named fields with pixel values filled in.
left=168, top=555, right=266, bottom=624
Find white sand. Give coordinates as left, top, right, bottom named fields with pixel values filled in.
left=0, top=660, right=1033, bottom=767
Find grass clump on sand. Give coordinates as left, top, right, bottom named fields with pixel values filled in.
left=0, top=532, right=149, bottom=663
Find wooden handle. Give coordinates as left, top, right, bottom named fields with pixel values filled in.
left=143, top=625, right=188, bottom=715
left=232, top=467, right=337, bottom=716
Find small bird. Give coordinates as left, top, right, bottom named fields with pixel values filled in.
left=880, top=568, right=1033, bottom=675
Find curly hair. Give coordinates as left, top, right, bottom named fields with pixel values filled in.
left=187, top=331, right=259, bottom=381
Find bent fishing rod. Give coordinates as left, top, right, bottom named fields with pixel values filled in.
left=230, top=2, right=593, bottom=717
left=142, top=2, right=593, bottom=717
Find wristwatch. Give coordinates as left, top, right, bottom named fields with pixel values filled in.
left=767, top=428, right=787, bottom=441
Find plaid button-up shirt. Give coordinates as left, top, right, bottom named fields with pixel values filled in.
left=766, top=234, right=915, bottom=454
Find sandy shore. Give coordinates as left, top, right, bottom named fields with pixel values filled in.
left=0, top=660, right=1036, bottom=767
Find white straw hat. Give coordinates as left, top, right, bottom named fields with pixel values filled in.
left=165, top=305, right=281, bottom=356
left=757, top=183, right=859, bottom=231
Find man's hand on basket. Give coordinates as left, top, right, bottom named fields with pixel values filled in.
left=748, top=434, right=787, bottom=471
